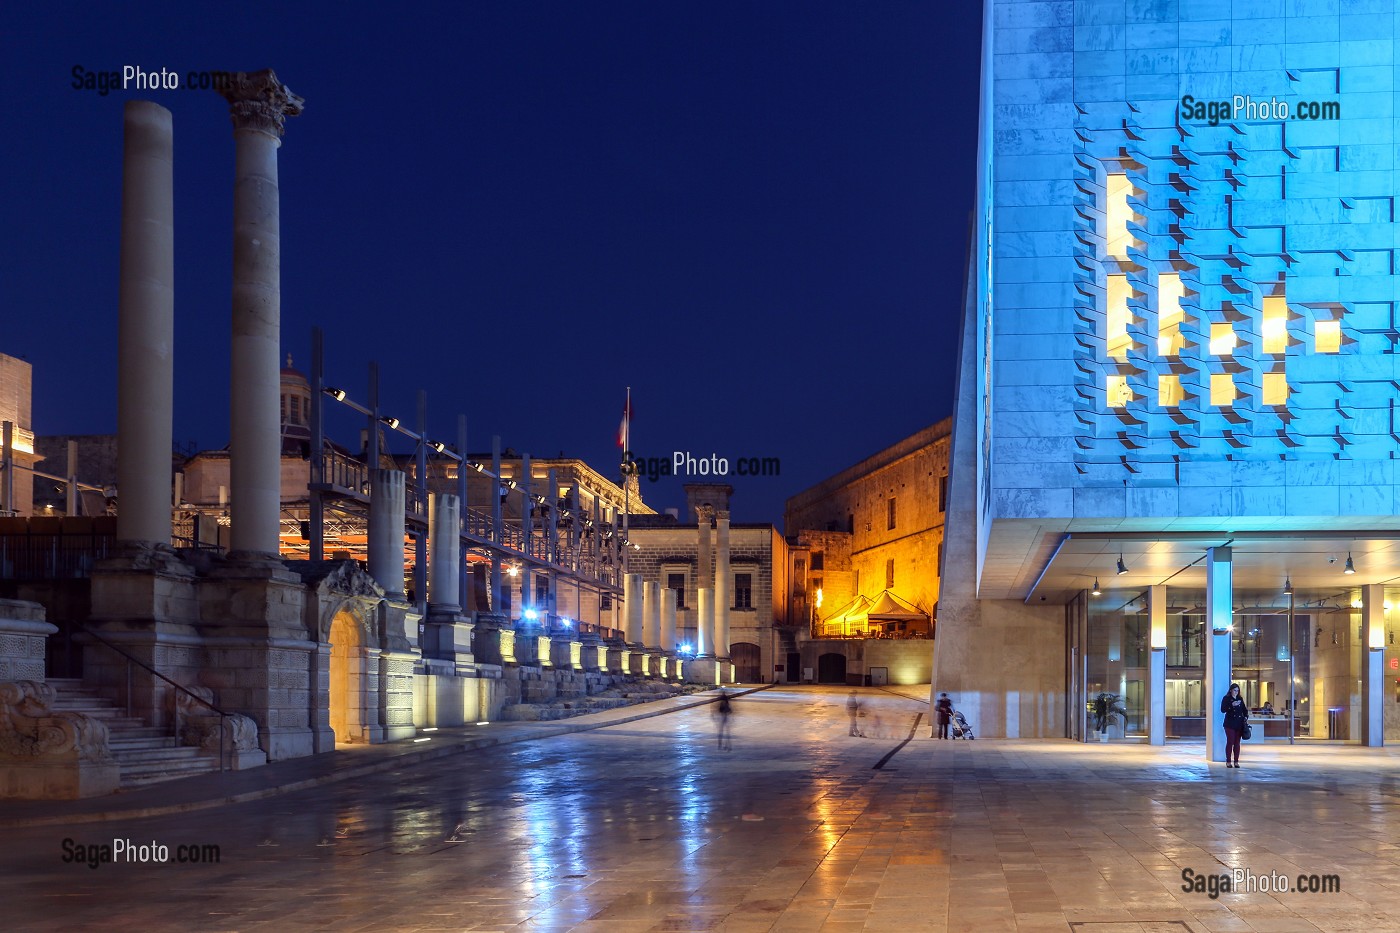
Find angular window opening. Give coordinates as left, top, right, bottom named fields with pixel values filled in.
left=1107, top=374, right=1133, bottom=408
left=1159, top=374, right=1184, bottom=408
left=1262, top=371, right=1289, bottom=405
left=1210, top=373, right=1236, bottom=406
left=1209, top=323, right=1237, bottom=356
left=1106, top=173, right=1134, bottom=260
left=1316, top=319, right=1341, bottom=354
left=1107, top=275, right=1132, bottom=360
left=1262, top=295, right=1288, bottom=354
left=1157, top=273, right=1185, bottom=357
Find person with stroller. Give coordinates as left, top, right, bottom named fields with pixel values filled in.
left=934, top=692, right=953, bottom=740
left=847, top=690, right=865, bottom=737
left=1220, top=683, right=1248, bottom=767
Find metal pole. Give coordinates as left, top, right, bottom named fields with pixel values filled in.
left=1288, top=589, right=1295, bottom=745
left=1, top=421, right=12, bottom=514
left=66, top=440, right=79, bottom=516
left=367, top=362, right=379, bottom=478
left=415, top=390, right=428, bottom=618
left=457, top=414, right=467, bottom=612
left=491, top=435, right=502, bottom=613
left=309, top=327, right=325, bottom=562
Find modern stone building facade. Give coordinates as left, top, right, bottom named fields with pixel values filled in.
left=942, top=0, right=1400, bottom=752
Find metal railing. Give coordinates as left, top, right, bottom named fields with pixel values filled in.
left=82, top=629, right=234, bottom=773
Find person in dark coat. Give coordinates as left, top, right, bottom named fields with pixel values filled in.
left=935, top=692, right=953, bottom=739
left=1220, top=683, right=1248, bottom=767
left=1094, top=694, right=1108, bottom=733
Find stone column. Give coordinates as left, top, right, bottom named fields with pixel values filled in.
left=715, top=510, right=731, bottom=660
left=116, top=100, right=175, bottom=547
left=221, top=69, right=303, bottom=557
left=644, top=581, right=660, bottom=649
left=696, top=505, right=713, bottom=605
left=368, top=469, right=406, bottom=598
left=697, top=586, right=714, bottom=658
left=1147, top=584, right=1167, bottom=746
left=625, top=572, right=644, bottom=645
left=1362, top=583, right=1385, bottom=747
left=429, top=494, right=461, bottom=613
left=661, top=586, right=677, bottom=652
left=1204, top=547, right=1233, bottom=763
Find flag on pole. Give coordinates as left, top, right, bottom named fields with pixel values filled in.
left=617, top=389, right=632, bottom=450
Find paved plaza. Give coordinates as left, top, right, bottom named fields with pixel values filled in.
left=6, top=685, right=1400, bottom=932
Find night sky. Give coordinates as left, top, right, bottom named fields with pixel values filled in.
left=6, top=2, right=981, bottom=524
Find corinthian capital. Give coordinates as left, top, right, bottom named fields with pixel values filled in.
left=695, top=504, right=715, bottom=524
left=219, top=68, right=304, bottom=138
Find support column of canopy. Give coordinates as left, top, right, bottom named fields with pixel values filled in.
left=1204, top=546, right=1233, bottom=763
left=1148, top=584, right=1167, bottom=746
left=368, top=470, right=406, bottom=598
left=1362, top=583, right=1385, bottom=747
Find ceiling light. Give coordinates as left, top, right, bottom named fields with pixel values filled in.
left=1116, top=555, right=1128, bottom=575
left=324, top=387, right=346, bottom=402
left=1091, top=578, right=1101, bottom=596
left=1283, top=577, right=1292, bottom=596
left=1344, top=552, right=1355, bottom=575
left=381, top=416, right=400, bottom=430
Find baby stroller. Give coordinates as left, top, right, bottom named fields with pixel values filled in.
left=950, top=709, right=975, bottom=740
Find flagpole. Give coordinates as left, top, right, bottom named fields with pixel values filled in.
left=622, top=385, right=630, bottom=574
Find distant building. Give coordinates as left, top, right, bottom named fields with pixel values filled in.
left=0, top=353, right=39, bottom=517
left=783, top=422, right=949, bottom=684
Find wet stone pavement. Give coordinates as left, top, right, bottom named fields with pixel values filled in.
left=7, top=685, right=1400, bottom=932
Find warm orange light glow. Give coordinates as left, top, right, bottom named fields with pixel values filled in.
left=1105, top=173, right=1134, bottom=259
left=1210, top=373, right=1235, bottom=406
left=1157, top=273, right=1185, bottom=357
left=815, top=587, right=823, bottom=608
left=1107, top=275, right=1132, bottom=360
left=1209, top=323, right=1236, bottom=356
left=1316, top=319, right=1341, bottom=354
left=1158, top=375, right=1184, bottom=408
left=1262, top=295, right=1288, bottom=353
left=1262, top=372, right=1288, bottom=405
left=1107, top=375, right=1133, bottom=408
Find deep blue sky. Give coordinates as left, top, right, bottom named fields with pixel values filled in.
left=5, top=2, right=980, bottom=524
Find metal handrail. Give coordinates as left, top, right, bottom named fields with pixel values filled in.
left=82, top=628, right=233, bottom=773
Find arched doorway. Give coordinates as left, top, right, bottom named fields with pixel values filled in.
left=817, top=652, right=847, bottom=684
left=328, top=610, right=367, bottom=744
left=731, top=642, right=761, bottom=683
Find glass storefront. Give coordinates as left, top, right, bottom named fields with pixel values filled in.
left=1075, top=572, right=1376, bottom=743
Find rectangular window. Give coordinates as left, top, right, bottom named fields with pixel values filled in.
left=887, top=497, right=896, bottom=530
left=1107, top=374, right=1132, bottom=408
left=1262, top=371, right=1289, bottom=405
left=535, top=574, right=549, bottom=605
left=885, top=559, right=895, bottom=589
left=1159, top=374, right=1184, bottom=408
left=666, top=572, right=687, bottom=609
left=1106, top=173, right=1134, bottom=259
left=1209, top=323, right=1237, bottom=356
left=1107, top=275, right=1132, bottom=360
left=1316, top=319, right=1341, bottom=353
left=1157, top=273, right=1185, bottom=357
left=1210, top=373, right=1236, bottom=406
left=938, top=474, right=948, bottom=513
left=846, top=514, right=854, bottom=534
left=811, top=552, right=824, bottom=571
left=734, top=573, right=752, bottom=610
left=1262, top=295, right=1288, bottom=354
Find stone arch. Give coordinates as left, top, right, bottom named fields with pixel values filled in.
left=817, top=652, right=848, bottom=684
left=328, top=608, right=371, bottom=744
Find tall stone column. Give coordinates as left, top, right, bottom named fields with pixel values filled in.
left=644, top=581, right=660, bottom=649
left=1362, top=583, right=1385, bottom=747
left=429, top=494, right=461, bottom=613
left=696, top=505, right=713, bottom=605
left=715, top=510, right=731, bottom=660
left=624, top=572, right=644, bottom=645
left=661, top=587, right=677, bottom=652
left=368, top=469, right=406, bottom=598
left=1204, top=546, right=1233, bottom=763
left=697, top=587, right=714, bottom=658
left=116, top=100, right=175, bottom=548
left=221, top=69, right=303, bottom=558
left=1147, top=584, right=1167, bottom=746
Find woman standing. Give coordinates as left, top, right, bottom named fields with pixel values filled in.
left=1220, top=683, right=1248, bottom=768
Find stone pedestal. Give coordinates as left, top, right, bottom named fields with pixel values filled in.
left=551, top=637, right=582, bottom=671
left=420, top=612, right=475, bottom=674
left=613, top=648, right=630, bottom=675
left=590, top=642, right=607, bottom=674
left=201, top=557, right=314, bottom=761
left=471, top=614, right=515, bottom=667
left=0, top=599, right=56, bottom=681
left=0, top=682, right=120, bottom=799
left=686, top=657, right=719, bottom=686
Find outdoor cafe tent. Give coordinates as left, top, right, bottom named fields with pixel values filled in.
left=820, top=594, right=872, bottom=634
left=865, top=590, right=928, bottom=623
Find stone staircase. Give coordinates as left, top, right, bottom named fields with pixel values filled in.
left=45, top=678, right=222, bottom=787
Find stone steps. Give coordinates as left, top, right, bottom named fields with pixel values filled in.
left=46, top=680, right=221, bottom=789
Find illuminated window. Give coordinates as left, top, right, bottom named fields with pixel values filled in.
left=1107, top=275, right=1132, bottom=360
left=1157, top=273, right=1185, bottom=357
left=1107, top=374, right=1133, bottom=408
left=1159, top=375, right=1184, bottom=407
left=1209, top=323, right=1237, bottom=356
left=1106, top=173, right=1134, bottom=259
left=1262, top=295, right=1288, bottom=354
left=1262, top=372, right=1289, bottom=405
left=1316, top=319, right=1341, bottom=353
left=1210, top=373, right=1236, bottom=406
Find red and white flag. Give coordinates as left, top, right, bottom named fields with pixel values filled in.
left=617, top=389, right=632, bottom=449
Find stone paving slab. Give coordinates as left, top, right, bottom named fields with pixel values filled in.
left=0, top=684, right=772, bottom=828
